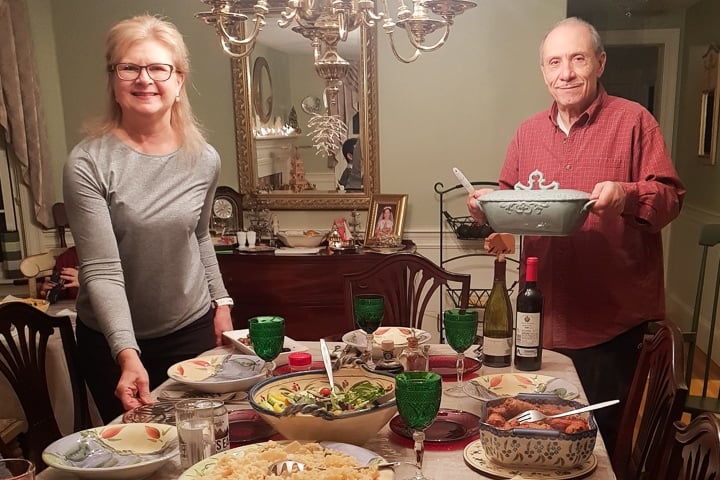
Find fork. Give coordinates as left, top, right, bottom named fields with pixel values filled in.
left=509, top=399, right=619, bottom=424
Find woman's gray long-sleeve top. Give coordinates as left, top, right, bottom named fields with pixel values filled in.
left=63, top=134, right=229, bottom=359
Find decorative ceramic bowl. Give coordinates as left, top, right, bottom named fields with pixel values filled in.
left=478, top=393, right=598, bottom=469
left=476, top=170, right=596, bottom=236
left=167, top=354, right=266, bottom=393
left=248, top=366, right=397, bottom=445
left=277, top=230, right=327, bottom=248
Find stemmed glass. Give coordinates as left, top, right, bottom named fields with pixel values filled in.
left=248, top=316, right=285, bottom=376
left=395, top=372, right=442, bottom=480
left=443, top=309, right=479, bottom=397
left=353, top=294, right=385, bottom=369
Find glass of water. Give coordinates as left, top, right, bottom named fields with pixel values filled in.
left=175, top=399, right=216, bottom=469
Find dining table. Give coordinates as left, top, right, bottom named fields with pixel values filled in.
left=36, top=341, right=617, bottom=480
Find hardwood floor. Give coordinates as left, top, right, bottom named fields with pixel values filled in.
left=682, top=346, right=720, bottom=423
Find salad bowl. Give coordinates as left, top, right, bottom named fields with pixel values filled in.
left=248, top=365, right=397, bottom=445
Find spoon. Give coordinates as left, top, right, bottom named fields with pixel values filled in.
left=320, top=338, right=335, bottom=395
left=453, top=167, right=475, bottom=194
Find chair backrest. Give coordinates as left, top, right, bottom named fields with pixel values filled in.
left=343, top=252, right=471, bottom=331
left=612, top=320, right=689, bottom=480
left=52, top=202, right=70, bottom=248
left=0, top=302, right=91, bottom=471
left=685, top=224, right=720, bottom=416
left=664, top=412, right=720, bottom=480
left=18, top=248, right=67, bottom=298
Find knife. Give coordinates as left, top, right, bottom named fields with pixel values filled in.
left=453, top=167, right=475, bottom=194
left=320, top=339, right=335, bottom=395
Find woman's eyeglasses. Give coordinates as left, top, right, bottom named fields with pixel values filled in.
left=109, top=63, right=176, bottom=82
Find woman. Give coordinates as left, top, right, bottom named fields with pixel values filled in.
left=63, top=15, right=234, bottom=422
left=374, top=206, right=394, bottom=237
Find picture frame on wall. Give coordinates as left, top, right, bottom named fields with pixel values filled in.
left=364, top=194, right=408, bottom=245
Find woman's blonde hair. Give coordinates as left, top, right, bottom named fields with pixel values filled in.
left=84, top=14, right=206, bottom=155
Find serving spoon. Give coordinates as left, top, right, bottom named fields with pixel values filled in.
left=320, top=338, right=335, bottom=395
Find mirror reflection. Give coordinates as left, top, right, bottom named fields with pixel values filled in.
left=231, top=17, right=379, bottom=210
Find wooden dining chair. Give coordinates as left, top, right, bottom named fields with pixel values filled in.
left=684, top=224, right=720, bottom=416
left=343, top=252, right=471, bottom=331
left=612, top=320, right=689, bottom=480
left=663, top=412, right=720, bottom=480
left=18, top=247, right=67, bottom=299
left=0, top=302, right=92, bottom=471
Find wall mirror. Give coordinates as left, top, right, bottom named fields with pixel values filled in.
left=231, top=16, right=380, bottom=210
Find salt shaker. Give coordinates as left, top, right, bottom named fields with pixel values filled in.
left=398, top=336, right=429, bottom=372
left=374, top=339, right=404, bottom=375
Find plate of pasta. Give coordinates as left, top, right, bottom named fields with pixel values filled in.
left=178, top=440, right=393, bottom=480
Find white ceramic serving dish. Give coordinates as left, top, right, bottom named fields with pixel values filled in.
left=222, top=329, right=309, bottom=366
left=342, top=326, right=432, bottom=358
left=42, top=423, right=177, bottom=479
left=166, top=354, right=265, bottom=393
left=248, top=366, right=397, bottom=446
left=277, top=230, right=327, bottom=248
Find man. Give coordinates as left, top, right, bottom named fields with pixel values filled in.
left=467, top=17, right=685, bottom=455
left=339, top=137, right=362, bottom=190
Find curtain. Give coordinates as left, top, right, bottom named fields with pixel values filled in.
left=0, top=0, right=53, bottom=228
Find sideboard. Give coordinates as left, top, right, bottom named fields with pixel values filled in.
left=217, top=243, right=416, bottom=339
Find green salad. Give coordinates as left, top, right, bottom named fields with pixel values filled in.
left=258, top=380, right=389, bottom=415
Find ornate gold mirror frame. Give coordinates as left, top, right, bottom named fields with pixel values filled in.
left=231, top=26, right=380, bottom=210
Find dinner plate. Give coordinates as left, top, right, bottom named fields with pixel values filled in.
left=222, top=329, right=309, bottom=366
left=227, top=409, right=277, bottom=447
left=155, top=384, right=238, bottom=402
left=178, top=440, right=393, bottom=479
left=428, top=355, right=482, bottom=377
left=122, top=401, right=177, bottom=425
left=42, top=423, right=178, bottom=480
left=343, top=326, right=432, bottom=349
left=463, top=373, right=579, bottom=401
left=390, top=409, right=479, bottom=443
left=167, top=354, right=265, bottom=393
left=463, top=439, right=597, bottom=479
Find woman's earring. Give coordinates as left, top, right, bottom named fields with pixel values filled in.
left=175, top=95, right=180, bottom=103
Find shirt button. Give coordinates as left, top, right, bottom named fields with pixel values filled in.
left=565, top=164, right=572, bottom=170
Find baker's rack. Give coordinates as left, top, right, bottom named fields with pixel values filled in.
left=434, top=180, right=520, bottom=342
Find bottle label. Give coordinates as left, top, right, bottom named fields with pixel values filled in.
left=515, top=312, right=541, bottom=347
left=515, top=347, right=538, bottom=358
left=484, top=336, right=511, bottom=356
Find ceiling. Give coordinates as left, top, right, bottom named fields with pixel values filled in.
left=568, top=0, right=704, bottom=17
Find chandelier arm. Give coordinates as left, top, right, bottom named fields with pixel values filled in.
left=385, top=30, right=422, bottom=63
left=279, top=8, right=297, bottom=27
left=407, top=23, right=450, bottom=52
left=220, top=36, right=256, bottom=58
left=338, top=11, right=350, bottom=41
left=218, top=14, right=265, bottom=47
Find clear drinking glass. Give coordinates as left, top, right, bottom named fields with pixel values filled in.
left=175, top=399, right=216, bottom=469
left=352, top=294, right=385, bottom=369
left=443, top=308, right=479, bottom=397
left=395, top=372, right=442, bottom=480
left=0, top=459, right=35, bottom=480
left=248, top=315, right=285, bottom=376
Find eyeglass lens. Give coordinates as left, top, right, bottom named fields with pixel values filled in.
left=114, top=63, right=174, bottom=81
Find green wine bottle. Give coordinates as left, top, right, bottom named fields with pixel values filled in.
left=483, top=255, right=513, bottom=367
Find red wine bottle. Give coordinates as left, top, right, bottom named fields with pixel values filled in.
left=483, top=255, right=513, bottom=367
left=514, top=256, right=543, bottom=371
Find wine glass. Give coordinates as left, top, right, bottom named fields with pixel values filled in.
left=353, top=294, right=385, bottom=369
left=395, top=372, right=442, bottom=480
left=443, top=309, right=479, bottom=397
left=248, top=316, right=285, bottom=376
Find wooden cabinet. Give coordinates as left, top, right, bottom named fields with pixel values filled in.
left=217, top=244, right=415, bottom=340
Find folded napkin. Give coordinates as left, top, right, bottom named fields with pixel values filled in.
left=274, top=247, right=323, bottom=255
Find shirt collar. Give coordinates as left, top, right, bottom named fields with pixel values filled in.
left=547, top=82, right=607, bottom=128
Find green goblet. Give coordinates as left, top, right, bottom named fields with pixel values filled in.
left=395, top=371, right=442, bottom=480
left=248, top=316, right=285, bottom=376
left=353, top=294, right=385, bottom=369
left=443, top=309, right=479, bottom=397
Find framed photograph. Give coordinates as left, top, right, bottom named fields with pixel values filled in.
left=364, top=194, right=408, bottom=245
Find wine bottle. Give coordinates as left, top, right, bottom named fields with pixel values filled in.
left=514, top=256, right=543, bottom=371
left=483, top=254, right=513, bottom=367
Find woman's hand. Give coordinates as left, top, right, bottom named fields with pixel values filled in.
left=115, top=349, right=153, bottom=410
left=59, top=267, right=79, bottom=289
left=213, top=305, right=233, bottom=346
left=466, top=188, right=495, bottom=223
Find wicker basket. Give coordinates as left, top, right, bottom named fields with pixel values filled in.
left=442, top=211, right=494, bottom=239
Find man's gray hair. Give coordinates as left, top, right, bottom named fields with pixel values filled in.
left=539, top=17, right=605, bottom=64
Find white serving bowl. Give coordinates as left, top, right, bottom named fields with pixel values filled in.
left=277, top=230, right=327, bottom=248
left=248, top=365, right=397, bottom=445
left=478, top=393, right=598, bottom=469
left=167, top=354, right=266, bottom=393
left=42, top=423, right=177, bottom=479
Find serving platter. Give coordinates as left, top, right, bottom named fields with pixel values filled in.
left=166, top=354, right=265, bottom=393
left=178, top=440, right=393, bottom=479
left=463, top=373, right=579, bottom=401
left=390, top=409, right=479, bottom=443
left=463, top=439, right=597, bottom=479
left=223, top=329, right=308, bottom=366
left=343, top=327, right=432, bottom=349
left=42, top=423, right=177, bottom=479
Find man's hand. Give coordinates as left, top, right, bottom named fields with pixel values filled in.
left=466, top=188, right=495, bottom=224
left=213, top=305, right=233, bottom=346
left=115, top=349, right=153, bottom=411
left=589, top=181, right=626, bottom=217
